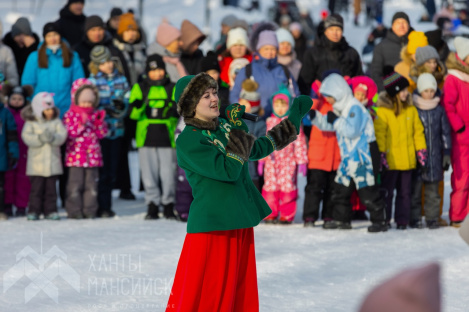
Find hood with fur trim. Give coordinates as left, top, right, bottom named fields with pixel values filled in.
left=409, top=61, right=446, bottom=85
left=20, top=104, right=60, bottom=122
left=446, top=52, right=469, bottom=75
left=72, top=84, right=100, bottom=108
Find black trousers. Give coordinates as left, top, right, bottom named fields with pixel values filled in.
left=303, top=169, right=336, bottom=221
left=98, top=138, right=121, bottom=212
left=332, top=180, right=386, bottom=223
left=29, top=176, right=59, bottom=215
left=59, top=143, right=68, bottom=207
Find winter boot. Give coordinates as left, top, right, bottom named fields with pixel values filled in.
left=45, top=212, right=60, bottom=221
left=324, top=220, right=352, bottom=230
left=264, top=217, right=278, bottom=224
left=100, top=210, right=116, bottom=218
left=304, top=218, right=315, bottom=227
left=163, top=203, right=177, bottom=220
left=27, top=213, right=39, bottom=221
left=119, top=190, right=136, bottom=200
left=4, top=204, right=13, bottom=217
left=16, top=208, right=26, bottom=217
left=426, top=220, right=439, bottom=229
left=438, top=217, right=448, bottom=227
left=145, top=202, right=159, bottom=220
left=396, top=224, right=407, bottom=230
left=367, top=222, right=388, bottom=233
left=352, top=210, right=369, bottom=220
left=409, top=219, right=423, bottom=229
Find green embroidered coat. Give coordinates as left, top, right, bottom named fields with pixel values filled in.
left=176, top=118, right=275, bottom=233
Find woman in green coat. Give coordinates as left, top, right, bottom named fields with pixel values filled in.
left=166, top=72, right=312, bottom=311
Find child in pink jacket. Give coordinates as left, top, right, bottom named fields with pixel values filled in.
left=259, top=88, right=308, bottom=224
left=63, top=78, right=108, bottom=219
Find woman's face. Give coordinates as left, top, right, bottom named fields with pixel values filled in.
left=424, top=59, right=437, bottom=73
left=45, top=32, right=61, bottom=46
left=258, top=45, right=277, bottom=59
left=230, top=44, right=247, bottom=59
left=194, top=88, right=219, bottom=122
left=398, top=89, right=409, bottom=102
left=278, top=42, right=292, bottom=56
left=9, top=94, right=25, bottom=108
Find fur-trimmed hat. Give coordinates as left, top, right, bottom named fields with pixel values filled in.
left=175, top=72, right=218, bottom=118
left=71, top=78, right=99, bottom=107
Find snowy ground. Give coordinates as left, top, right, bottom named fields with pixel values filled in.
left=1, top=0, right=469, bottom=311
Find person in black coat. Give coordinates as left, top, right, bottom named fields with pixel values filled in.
left=298, top=14, right=363, bottom=96
left=54, top=0, right=86, bottom=48
left=370, top=12, right=411, bottom=91
left=179, top=20, right=206, bottom=75
left=2, top=17, right=39, bottom=79
left=73, top=15, right=130, bottom=81
left=106, top=7, right=123, bottom=39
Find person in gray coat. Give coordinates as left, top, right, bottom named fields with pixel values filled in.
left=0, top=20, right=19, bottom=86
left=21, top=92, right=67, bottom=220
left=370, top=12, right=411, bottom=91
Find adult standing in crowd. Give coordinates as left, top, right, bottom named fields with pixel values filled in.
left=54, top=0, right=86, bottom=48
left=298, top=14, right=363, bottom=96
left=112, top=12, right=146, bottom=85
left=74, top=15, right=130, bottom=80
left=276, top=28, right=302, bottom=81
left=106, top=7, right=123, bottom=39
left=0, top=20, right=19, bottom=86
left=214, top=14, right=238, bottom=55
left=230, top=24, right=299, bottom=117
left=2, top=17, right=39, bottom=80
left=180, top=20, right=206, bottom=75
left=147, top=20, right=187, bottom=83
left=370, top=12, right=411, bottom=91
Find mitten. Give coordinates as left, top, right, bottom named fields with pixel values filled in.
left=443, top=154, right=451, bottom=171
left=416, top=149, right=427, bottom=167
left=288, top=95, right=313, bottom=134
left=267, top=119, right=297, bottom=150
left=38, top=129, right=54, bottom=143
left=380, top=152, right=389, bottom=171
left=326, top=111, right=339, bottom=124
left=257, top=161, right=265, bottom=176
left=225, top=129, right=256, bottom=162
left=225, top=103, right=249, bottom=132
left=298, top=164, right=307, bottom=176
left=457, top=125, right=465, bottom=134
left=308, top=109, right=316, bottom=120
left=93, top=110, right=106, bottom=126
left=8, top=154, right=17, bottom=170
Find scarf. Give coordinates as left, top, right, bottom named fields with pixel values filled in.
left=71, top=105, right=95, bottom=124
left=412, top=94, right=440, bottom=111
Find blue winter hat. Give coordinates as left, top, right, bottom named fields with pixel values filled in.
left=256, top=30, right=278, bottom=51
left=276, top=28, right=295, bottom=48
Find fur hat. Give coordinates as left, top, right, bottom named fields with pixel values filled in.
left=175, top=73, right=218, bottom=118
left=276, top=28, right=295, bottom=48
left=407, top=31, right=428, bottom=55
left=417, top=73, right=437, bottom=93
left=415, top=46, right=440, bottom=66
left=227, top=27, right=249, bottom=49
left=156, top=21, right=181, bottom=47
left=383, top=66, right=409, bottom=97
left=31, top=92, right=55, bottom=119
left=117, top=13, right=138, bottom=36
left=240, top=79, right=260, bottom=108
left=454, top=36, right=469, bottom=61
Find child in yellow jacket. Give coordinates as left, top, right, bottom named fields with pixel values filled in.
left=374, top=68, right=427, bottom=229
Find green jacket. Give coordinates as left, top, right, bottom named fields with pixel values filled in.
left=129, top=77, right=178, bottom=148
left=177, top=118, right=275, bottom=233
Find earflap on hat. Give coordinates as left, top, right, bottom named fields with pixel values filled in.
left=31, top=92, right=55, bottom=119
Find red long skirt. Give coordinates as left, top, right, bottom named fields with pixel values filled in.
left=166, top=228, right=259, bottom=312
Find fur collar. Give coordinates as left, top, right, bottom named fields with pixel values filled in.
left=184, top=117, right=219, bottom=130
left=376, top=91, right=394, bottom=109
left=446, top=52, right=469, bottom=76
left=409, top=62, right=446, bottom=84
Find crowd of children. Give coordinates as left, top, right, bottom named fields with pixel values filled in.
left=0, top=4, right=468, bottom=232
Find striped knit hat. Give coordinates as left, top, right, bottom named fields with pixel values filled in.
left=382, top=66, right=409, bottom=97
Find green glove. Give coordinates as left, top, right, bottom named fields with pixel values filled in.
left=288, top=95, right=313, bottom=134
left=225, top=103, right=249, bottom=132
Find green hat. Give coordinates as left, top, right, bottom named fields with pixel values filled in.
left=176, top=73, right=218, bottom=118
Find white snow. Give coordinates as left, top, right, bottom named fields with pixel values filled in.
left=1, top=0, right=469, bottom=311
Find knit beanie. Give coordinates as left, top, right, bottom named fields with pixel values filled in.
left=31, top=92, right=55, bottom=119
left=324, top=14, right=344, bottom=30
left=180, top=19, right=206, bottom=52
left=289, top=22, right=302, bottom=33
left=276, top=28, right=295, bottom=48
left=145, top=53, right=166, bottom=74
left=221, top=14, right=238, bottom=27
left=85, top=15, right=104, bottom=33
left=232, top=19, right=249, bottom=32
left=175, top=73, right=218, bottom=118
left=11, top=17, right=32, bottom=37
left=117, top=13, right=138, bottom=36
left=415, top=46, right=440, bottom=66
left=383, top=66, right=409, bottom=97
left=200, top=51, right=220, bottom=73
left=43, top=22, right=60, bottom=38
left=90, top=45, right=112, bottom=64
left=407, top=31, right=428, bottom=55
left=156, top=21, right=181, bottom=47
left=359, top=263, right=441, bottom=312
left=227, top=27, right=249, bottom=49
left=417, top=73, right=437, bottom=93
left=110, top=7, right=123, bottom=18
left=239, top=79, right=260, bottom=108
left=256, top=30, right=278, bottom=51
left=454, top=36, right=469, bottom=61
left=392, top=12, right=410, bottom=25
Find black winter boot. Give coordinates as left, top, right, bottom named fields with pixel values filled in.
left=367, top=222, right=388, bottom=233
left=163, top=203, right=177, bottom=220
left=324, top=220, right=352, bottom=230
left=145, top=202, right=159, bottom=220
